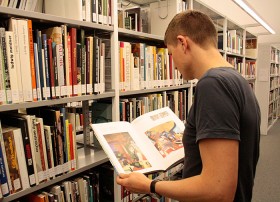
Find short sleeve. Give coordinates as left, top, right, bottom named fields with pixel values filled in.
left=194, top=77, right=241, bottom=142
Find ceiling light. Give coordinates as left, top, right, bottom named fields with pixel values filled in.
left=233, top=0, right=275, bottom=34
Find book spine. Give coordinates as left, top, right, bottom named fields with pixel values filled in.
left=35, top=30, right=45, bottom=100
left=70, top=28, right=77, bottom=96
left=13, top=128, right=30, bottom=190
left=93, top=37, right=100, bottom=94
left=27, top=20, right=37, bottom=101
left=43, top=126, right=55, bottom=179
left=76, top=43, right=82, bottom=96
left=5, top=31, right=20, bottom=103
left=42, top=33, right=51, bottom=100
left=19, top=120, right=36, bottom=187
left=52, top=42, right=60, bottom=98
left=3, top=130, right=22, bottom=193
left=36, top=119, right=49, bottom=181
left=17, top=19, right=33, bottom=102
left=0, top=35, right=6, bottom=105
left=67, top=35, right=72, bottom=97
left=9, top=18, right=24, bottom=103
left=31, top=118, right=45, bottom=183
left=92, top=0, right=97, bottom=23
left=61, top=25, right=68, bottom=97
left=47, top=38, right=56, bottom=99
left=56, top=43, right=66, bottom=97
left=33, top=43, right=42, bottom=101
left=80, top=29, right=86, bottom=95
left=0, top=123, right=9, bottom=196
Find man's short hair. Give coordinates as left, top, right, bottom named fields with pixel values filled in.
left=164, top=10, right=217, bottom=48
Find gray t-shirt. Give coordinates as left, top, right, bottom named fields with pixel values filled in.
left=183, top=67, right=260, bottom=202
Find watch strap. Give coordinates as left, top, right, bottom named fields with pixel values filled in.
left=150, top=179, right=161, bottom=194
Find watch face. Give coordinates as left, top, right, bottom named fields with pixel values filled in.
left=150, top=193, right=162, bottom=199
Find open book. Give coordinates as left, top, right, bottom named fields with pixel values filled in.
left=91, top=107, right=185, bottom=174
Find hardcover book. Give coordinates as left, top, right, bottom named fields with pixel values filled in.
left=91, top=107, right=185, bottom=174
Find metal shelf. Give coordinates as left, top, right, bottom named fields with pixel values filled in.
left=118, top=28, right=164, bottom=42
left=2, top=148, right=108, bottom=202
left=0, top=92, right=115, bottom=112
left=120, top=83, right=191, bottom=96
left=0, top=6, right=114, bottom=32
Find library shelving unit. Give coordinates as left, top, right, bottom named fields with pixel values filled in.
left=0, top=3, right=118, bottom=202
left=255, top=44, right=280, bottom=135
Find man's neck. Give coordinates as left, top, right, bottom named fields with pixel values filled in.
left=192, top=47, right=233, bottom=79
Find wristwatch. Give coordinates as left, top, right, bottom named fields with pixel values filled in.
left=150, top=179, right=162, bottom=199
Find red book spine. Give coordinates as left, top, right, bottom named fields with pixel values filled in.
left=67, top=35, right=72, bottom=96
left=69, top=28, right=77, bottom=96
left=68, top=123, right=74, bottom=170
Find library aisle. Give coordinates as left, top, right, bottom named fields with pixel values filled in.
left=252, top=120, right=280, bottom=202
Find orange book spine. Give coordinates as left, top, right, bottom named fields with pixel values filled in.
left=27, top=20, right=37, bottom=101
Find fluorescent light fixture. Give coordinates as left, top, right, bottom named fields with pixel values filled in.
left=233, top=0, right=275, bottom=34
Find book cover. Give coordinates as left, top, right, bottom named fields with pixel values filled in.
left=2, top=127, right=22, bottom=193
left=91, top=107, right=185, bottom=174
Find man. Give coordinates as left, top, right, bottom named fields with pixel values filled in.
left=117, top=10, right=260, bottom=202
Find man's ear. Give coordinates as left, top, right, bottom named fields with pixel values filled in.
left=177, top=35, right=188, bottom=53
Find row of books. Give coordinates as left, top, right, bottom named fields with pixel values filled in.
left=44, top=0, right=113, bottom=25
left=119, top=41, right=183, bottom=92
left=270, top=63, right=280, bottom=76
left=270, top=77, right=280, bottom=90
left=226, top=57, right=256, bottom=78
left=0, top=107, right=78, bottom=198
left=218, top=30, right=244, bottom=54
left=19, top=162, right=111, bottom=202
left=118, top=6, right=149, bottom=33
left=271, top=48, right=280, bottom=63
left=269, top=88, right=279, bottom=103
left=0, top=0, right=42, bottom=12
left=0, top=18, right=109, bottom=105
left=120, top=90, right=188, bottom=123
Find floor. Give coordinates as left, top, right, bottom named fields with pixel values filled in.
left=252, top=120, right=280, bottom=202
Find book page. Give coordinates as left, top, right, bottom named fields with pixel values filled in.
left=91, top=122, right=160, bottom=174
left=131, top=107, right=185, bottom=171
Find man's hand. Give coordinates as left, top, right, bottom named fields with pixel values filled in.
left=116, top=172, right=152, bottom=194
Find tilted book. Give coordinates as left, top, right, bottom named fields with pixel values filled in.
left=91, top=107, right=185, bottom=174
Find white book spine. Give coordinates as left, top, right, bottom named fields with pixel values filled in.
left=56, top=44, right=66, bottom=96
left=5, top=31, right=20, bottom=103
left=85, top=0, right=92, bottom=22
left=17, top=19, right=33, bottom=102
left=13, top=128, right=30, bottom=190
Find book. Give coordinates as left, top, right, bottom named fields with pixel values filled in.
left=91, top=107, right=185, bottom=174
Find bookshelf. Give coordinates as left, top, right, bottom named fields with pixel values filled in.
left=0, top=3, right=118, bottom=201
left=255, top=44, right=280, bottom=135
